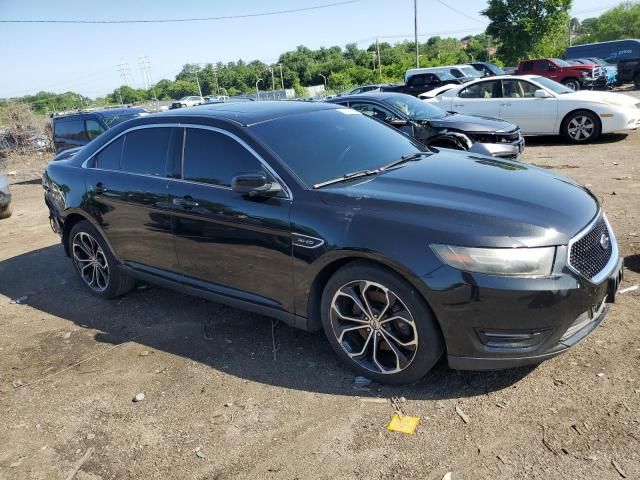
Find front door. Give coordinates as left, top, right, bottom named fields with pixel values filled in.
left=85, top=126, right=180, bottom=272
left=170, top=127, right=293, bottom=311
left=499, top=79, right=558, bottom=134
left=450, top=79, right=502, bottom=118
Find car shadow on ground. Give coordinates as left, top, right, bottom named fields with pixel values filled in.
left=0, top=245, right=534, bottom=400
left=624, top=254, right=640, bottom=274
left=524, top=133, right=629, bottom=147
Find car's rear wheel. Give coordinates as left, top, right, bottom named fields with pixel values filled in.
left=562, top=110, right=601, bottom=143
left=562, top=78, right=581, bottom=91
left=320, top=262, right=444, bottom=385
left=0, top=204, right=12, bottom=219
left=69, top=220, right=134, bottom=299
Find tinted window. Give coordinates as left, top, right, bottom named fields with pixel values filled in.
left=407, top=75, right=425, bottom=86
left=86, top=120, right=104, bottom=140
left=121, top=128, right=171, bottom=176
left=94, top=136, right=124, bottom=170
left=459, top=80, right=501, bottom=99
left=102, top=113, right=143, bottom=128
left=384, top=95, right=447, bottom=120
left=534, top=60, right=551, bottom=71
left=249, top=109, right=425, bottom=187
left=182, top=128, right=262, bottom=187
left=349, top=102, right=396, bottom=121
left=55, top=119, right=87, bottom=141
left=521, top=62, right=533, bottom=72
left=449, top=68, right=464, bottom=78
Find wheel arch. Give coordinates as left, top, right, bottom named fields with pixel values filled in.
left=305, top=251, right=439, bottom=333
left=559, top=108, right=602, bottom=136
left=61, top=209, right=117, bottom=260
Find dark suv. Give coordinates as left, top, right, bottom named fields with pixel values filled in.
left=43, top=102, right=622, bottom=384
left=51, top=107, right=146, bottom=153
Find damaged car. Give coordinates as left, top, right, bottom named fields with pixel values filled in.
left=328, top=92, right=524, bottom=159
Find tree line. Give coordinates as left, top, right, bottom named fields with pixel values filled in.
left=4, top=0, right=640, bottom=115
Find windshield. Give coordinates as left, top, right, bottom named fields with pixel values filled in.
left=550, top=58, right=572, bottom=67
left=102, top=112, right=143, bottom=128
left=249, top=108, right=426, bottom=187
left=459, top=66, right=482, bottom=78
left=384, top=95, right=447, bottom=120
left=531, top=76, right=574, bottom=95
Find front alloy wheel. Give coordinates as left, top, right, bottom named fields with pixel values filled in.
left=563, top=110, right=600, bottom=143
left=330, top=280, right=418, bottom=375
left=72, top=231, right=110, bottom=292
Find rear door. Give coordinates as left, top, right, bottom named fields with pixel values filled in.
left=450, top=79, right=502, bottom=118
left=169, top=127, right=293, bottom=312
left=499, top=79, right=558, bottom=134
left=85, top=126, right=180, bottom=272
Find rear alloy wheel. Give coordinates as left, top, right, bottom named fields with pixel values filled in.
left=563, top=110, right=601, bottom=143
left=562, top=78, right=581, bottom=91
left=69, top=220, right=134, bottom=299
left=321, top=263, right=443, bottom=384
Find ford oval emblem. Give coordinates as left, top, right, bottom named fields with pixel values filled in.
left=599, top=233, right=610, bottom=251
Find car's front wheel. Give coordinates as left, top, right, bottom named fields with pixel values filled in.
left=562, top=78, right=581, bottom=91
left=562, top=110, right=601, bottom=143
left=321, top=262, right=444, bottom=385
left=68, top=220, right=134, bottom=299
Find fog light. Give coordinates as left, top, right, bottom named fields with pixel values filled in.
left=477, top=329, right=550, bottom=350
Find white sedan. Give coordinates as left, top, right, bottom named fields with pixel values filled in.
left=424, top=75, right=640, bottom=143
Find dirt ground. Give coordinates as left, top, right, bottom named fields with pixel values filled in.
left=1, top=107, right=640, bottom=479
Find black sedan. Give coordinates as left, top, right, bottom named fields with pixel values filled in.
left=43, top=101, right=622, bottom=384
left=327, top=93, right=524, bottom=159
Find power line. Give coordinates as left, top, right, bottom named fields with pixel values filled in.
left=436, top=0, right=487, bottom=25
left=0, top=0, right=362, bottom=24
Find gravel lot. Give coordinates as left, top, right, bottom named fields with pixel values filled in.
left=1, top=102, right=639, bottom=479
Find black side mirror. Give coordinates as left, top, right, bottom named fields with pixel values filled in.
left=231, top=171, right=282, bottom=197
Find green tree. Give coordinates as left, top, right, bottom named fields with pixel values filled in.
left=573, top=2, right=640, bottom=43
left=483, top=0, right=572, bottom=65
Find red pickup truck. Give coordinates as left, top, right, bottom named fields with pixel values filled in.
left=515, top=58, right=606, bottom=91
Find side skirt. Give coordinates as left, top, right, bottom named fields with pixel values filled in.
left=121, top=264, right=309, bottom=331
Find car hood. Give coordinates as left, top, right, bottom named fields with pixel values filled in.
left=318, top=151, right=598, bottom=248
left=559, top=90, right=639, bottom=108
left=423, top=112, right=518, bottom=133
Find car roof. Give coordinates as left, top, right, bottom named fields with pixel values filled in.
left=151, top=100, right=342, bottom=126
left=53, top=107, right=144, bottom=121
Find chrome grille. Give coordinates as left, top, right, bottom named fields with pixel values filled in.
left=569, top=217, right=613, bottom=280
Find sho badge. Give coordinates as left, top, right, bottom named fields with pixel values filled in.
left=293, top=233, right=325, bottom=249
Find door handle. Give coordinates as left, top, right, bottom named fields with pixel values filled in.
left=453, top=104, right=464, bottom=107
left=94, top=182, right=108, bottom=194
left=500, top=103, right=512, bottom=107
left=173, top=196, right=199, bottom=209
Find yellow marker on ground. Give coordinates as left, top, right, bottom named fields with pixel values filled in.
left=387, top=413, right=420, bottom=434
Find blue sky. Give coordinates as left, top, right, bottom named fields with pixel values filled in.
left=0, top=0, right=620, bottom=98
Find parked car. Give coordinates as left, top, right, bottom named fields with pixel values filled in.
left=339, top=84, right=392, bottom=96
left=470, top=62, right=505, bottom=77
left=170, top=96, right=204, bottom=109
left=425, top=75, right=640, bottom=142
left=406, top=65, right=482, bottom=83
left=381, top=70, right=468, bottom=97
left=515, top=58, right=606, bottom=91
left=43, top=101, right=623, bottom=384
left=327, top=92, right=524, bottom=159
left=0, top=173, right=11, bottom=219
left=565, top=40, right=640, bottom=87
left=52, top=107, right=147, bottom=153
left=568, top=58, right=617, bottom=86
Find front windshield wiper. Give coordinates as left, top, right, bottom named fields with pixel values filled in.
left=312, top=152, right=431, bottom=189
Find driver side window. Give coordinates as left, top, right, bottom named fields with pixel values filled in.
left=458, top=80, right=500, bottom=99
left=349, top=102, right=396, bottom=122
left=502, top=80, right=538, bottom=98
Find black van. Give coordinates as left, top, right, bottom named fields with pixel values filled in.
left=51, top=107, right=146, bottom=153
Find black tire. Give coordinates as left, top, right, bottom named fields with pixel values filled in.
left=320, top=261, right=444, bottom=385
left=68, top=220, right=134, bottom=299
left=0, top=204, right=12, bottom=219
left=634, top=74, right=640, bottom=90
left=562, top=110, right=601, bottom=143
left=562, top=78, right=581, bottom=91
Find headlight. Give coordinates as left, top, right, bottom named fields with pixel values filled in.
left=431, top=244, right=555, bottom=276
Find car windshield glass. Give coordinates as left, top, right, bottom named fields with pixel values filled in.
left=459, top=66, right=482, bottom=77
left=384, top=95, right=447, bottom=120
left=531, top=76, right=574, bottom=94
left=550, top=58, right=571, bottom=67
left=102, top=113, right=142, bottom=128
left=419, top=69, right=456, bottom=81
left=249, top=108, right=426, bottom=187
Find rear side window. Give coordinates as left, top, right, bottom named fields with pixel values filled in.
left=459, top=80, right=501, bottom=99
left=54, top=119, right=87, bottom=141
left=94, top=136, right=124, bottom=170
left=86, top=120, right=105, bottom=140
left=182, top=128, right=263, bottom=187
left=521, top=62, right=533, bottom=72
left=121, top=128, right=171, bottom=176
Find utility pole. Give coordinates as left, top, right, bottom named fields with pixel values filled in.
left=319, top=74, right=327, bottom=92
left=279, top=63, right=285, bottom=90
left=376, top=39, right=381, bottom=79
left=568, top=19, right=573, bottom=47
left=117, top=63, right=132, bottom=87
left=270, top=66, right=276, bottom=99
left=414, top=0, right=419, bottom=68
left=192, top=65, right=203, bottom=97
left=213, top=68, right=220, bottom=95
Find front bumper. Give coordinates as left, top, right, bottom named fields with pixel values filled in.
left=424, top=248, right=623, bottom=371
left=470, top=135, right=525, bottom=160
left=582, top=75, right=608, bottom=89
left=0, top=190, right=11, bottom=208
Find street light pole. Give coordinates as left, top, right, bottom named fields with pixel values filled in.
left=193, top=66, right=203, bottom=97
left=220, top=87, right=228, bottom=97
left=414, top=0, right=419, bottom=68
left=279, top=63, right=285, bottom=90
left=255, top=78, right=263, bottom=101
left=319, top=73, right=327, bottom=92
left=270, top=66, right=276, bottom=100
